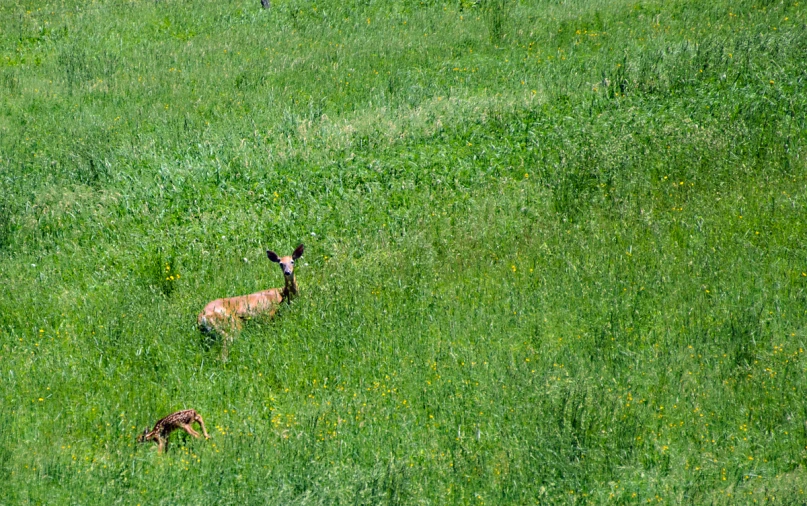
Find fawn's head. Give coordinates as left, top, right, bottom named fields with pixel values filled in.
left=267, top=244, right=304, bottom=278
left=137, top=428, right=151, bottom=443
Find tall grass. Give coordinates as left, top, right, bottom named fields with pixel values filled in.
left=1, top=0, right=806, bottom=503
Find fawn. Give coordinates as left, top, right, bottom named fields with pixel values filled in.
left=198, top=244, right=304, bottom=357
left=137, top=409, right=210, bottom=453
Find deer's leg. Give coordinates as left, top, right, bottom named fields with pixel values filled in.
left=221, top=332, right=231, bottom=360
left=157, top=437, right=165, bottom=454
left=206, top=314, right=235, bottom=360
left=182, top=423, right=201, bottom=439
left=220, top=323, right=242, bottom=361
left=227, top=316, right=243, bottom=346
left=194, top=414, right=211, bottom=439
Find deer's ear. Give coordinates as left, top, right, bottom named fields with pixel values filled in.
left=292, top=244, right=304, bottom=260
left=267, top=250, right=280, bottom=262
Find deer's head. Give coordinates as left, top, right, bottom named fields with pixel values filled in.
left=267, top=244, right=304, bottom=278
left=137, top=428, right=150, bottom=443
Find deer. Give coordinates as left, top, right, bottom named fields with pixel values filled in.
left=137, top=409, right=210, bottom=454
left=197, top=244, right=304, bottom=357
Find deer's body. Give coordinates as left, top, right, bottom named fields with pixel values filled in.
left=197, top=288, right=286, bottom=332
left=197, top=244, right=304, bottom=357
left=138, top=409, right=210, bottom=453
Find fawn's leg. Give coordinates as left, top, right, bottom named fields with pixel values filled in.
left=157, top=437, right=165, bottom=454
left=194, top=414, right=211, bottom=439
left=182, top=424, right=201, bottom=438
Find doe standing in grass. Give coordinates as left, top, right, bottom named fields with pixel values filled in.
left=197, top=244, right=304, bottom=357
left=137, top=409, right=210, bottom=454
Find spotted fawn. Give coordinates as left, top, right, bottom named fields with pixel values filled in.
left=137, top=409, right=210, bottom=453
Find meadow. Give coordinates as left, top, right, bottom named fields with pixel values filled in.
left=1, top=0, right=806, bottom=503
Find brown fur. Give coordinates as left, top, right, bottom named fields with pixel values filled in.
left=198, top=244, right=304, bottom=358
left=137, top=409, right=210, bottom=453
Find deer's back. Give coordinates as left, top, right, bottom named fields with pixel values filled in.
left=201, top=288, right=283, bottom=318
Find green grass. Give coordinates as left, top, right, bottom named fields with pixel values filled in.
left=1, top=0, right=807, bottom=503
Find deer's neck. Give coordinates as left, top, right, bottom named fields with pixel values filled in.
left=282, top=276, right=298, bottom=301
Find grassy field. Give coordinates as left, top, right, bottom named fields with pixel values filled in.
left=1, top=0, right=806, bottom=503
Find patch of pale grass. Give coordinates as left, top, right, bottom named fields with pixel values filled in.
left=268, top=87, right=548, bottom=164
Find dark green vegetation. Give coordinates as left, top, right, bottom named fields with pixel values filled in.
left=2, top=0, right=806, bottom=503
